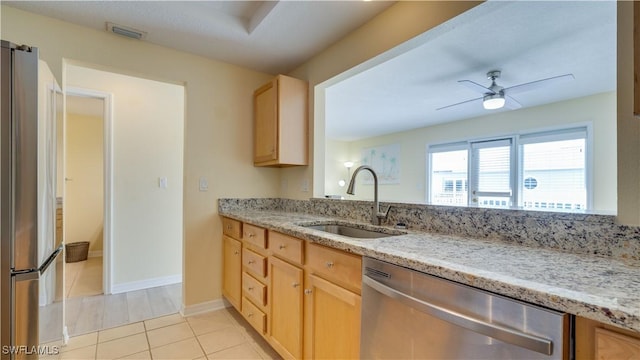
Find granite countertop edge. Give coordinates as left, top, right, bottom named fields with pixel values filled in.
left=219, top=209, right=640, bottom=333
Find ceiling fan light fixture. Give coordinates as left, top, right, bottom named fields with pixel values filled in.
left=483, top=93, right=505, bottom=110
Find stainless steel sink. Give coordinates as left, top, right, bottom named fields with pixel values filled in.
left=301, top=224, right=405, bottom=239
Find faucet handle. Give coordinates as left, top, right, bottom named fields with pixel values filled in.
left=377, top=205, right=393, bottom=221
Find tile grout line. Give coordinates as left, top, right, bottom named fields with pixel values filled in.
left=144, top=322, right=154, bottom=360
left=184, top=316, right=209, bottom=359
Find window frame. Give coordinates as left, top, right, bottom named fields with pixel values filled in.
left=469, top=137, right=516, bottom=208
left=426, top=125, right=592, bottom=210
left=426, top=141, right=468, bottom=205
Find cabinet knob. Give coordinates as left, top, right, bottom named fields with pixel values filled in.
left=304, top=289, right=313, bottom=295
left=279, top=244, right=286, bottom=250
left=234, top=251, right=239, bottom=255
left=248, top=260, right=255, bottom=264
left=292, top=282, right=300, bottom=288
left=325, top=261, right=334, bottom=268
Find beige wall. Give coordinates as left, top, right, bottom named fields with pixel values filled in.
left=287, top=1, right=482, bottom=201
left=330, top=92, right=617, bottom=213
left=67, top=64, right=186, bottom=287
left=289, top=0, right=637, bottom=224
left=1, top=5, right=279, bottom=306
left=5, top=0, right=637, bottom=307
left=66, top=112, right=104, bottom=253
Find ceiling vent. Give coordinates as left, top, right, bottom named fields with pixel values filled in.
left=106, top=22, right=147, bottom=40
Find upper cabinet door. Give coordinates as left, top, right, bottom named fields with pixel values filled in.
left=254, top=79, right=278, bottom=164
left=253, top=75, right=308, bottom=167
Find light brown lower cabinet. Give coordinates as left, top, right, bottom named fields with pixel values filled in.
left=576, top=316, right=640, bottom=360
left=221, top=219, right=363, bottom=359
left=304, top=274, right=361, bottom=360
left=222, top=235, right=242, bottom=311
left=269, top=256, right=304, bottom=359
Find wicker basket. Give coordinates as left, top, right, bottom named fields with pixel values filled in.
left=65, top=241, right=90, bottom=263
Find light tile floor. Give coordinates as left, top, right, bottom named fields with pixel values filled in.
left=66, top=283, right=182, bottom=337
left=46, top=308, right=281, bottom=360
left=66, top=257, right=103, bottom=298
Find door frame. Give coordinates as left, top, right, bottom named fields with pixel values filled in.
left=65, top=86, right=113, bottom=294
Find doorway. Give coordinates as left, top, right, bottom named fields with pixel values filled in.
left=64, top=94, right=105, bottom=298
left=61, top=62, right=184, bottom=335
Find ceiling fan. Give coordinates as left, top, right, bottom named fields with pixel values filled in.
left=436, top=70, right=575, bottom=111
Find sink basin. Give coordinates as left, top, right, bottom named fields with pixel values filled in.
left=301, top=223, right=405, bottom=239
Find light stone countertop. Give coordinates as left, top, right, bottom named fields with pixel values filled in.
left=219, top=209, right=640, bottom=333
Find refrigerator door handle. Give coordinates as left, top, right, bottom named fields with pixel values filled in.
left=39, top=245, right=63, bottom=275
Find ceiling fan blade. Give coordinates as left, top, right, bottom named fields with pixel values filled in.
left=436, top=96, right=483, bottom=111
left=504, top=94, right=522, bottom=110
left=458, top=80, right=494, bottom=95
left=504, top=74, right=575, bottom=95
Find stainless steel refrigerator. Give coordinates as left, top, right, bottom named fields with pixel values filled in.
left=1, top=41, right=64, bottom=359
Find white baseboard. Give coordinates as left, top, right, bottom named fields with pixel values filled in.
left=111, top=274, right=182, bottom=294
left=88, top=251, right=103, bottom=258
left=180, top=298, right=228, bottom=317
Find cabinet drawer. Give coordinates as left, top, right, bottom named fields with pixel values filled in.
left=241, top=297, right=266, bottom=334
left=269, top=231, right=304, bottom=265
left=242, top=272, right=267, bottom=307
left=243, top=248, right=267, bottom=278
left=243, top=224, right=267, bottom=249
left=222, top=218, right=242, bottom=239
left=307, top=243, right=362, bottom=292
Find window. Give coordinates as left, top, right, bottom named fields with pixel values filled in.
left=428, top=127, right=589, bottom=210
left=429, top=143, right=468, bottom=206
left=518, top=128, right=587, bottom=210
left=470, top=139, right=513, bottom=208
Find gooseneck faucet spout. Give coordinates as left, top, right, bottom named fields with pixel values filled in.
left=346, top=165, right=390, bottom=225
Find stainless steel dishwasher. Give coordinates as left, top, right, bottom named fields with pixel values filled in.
left=361, top=257, right=570, bottom=359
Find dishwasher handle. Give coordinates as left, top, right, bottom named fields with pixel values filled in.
left=362, top=274, right=554, bottom=356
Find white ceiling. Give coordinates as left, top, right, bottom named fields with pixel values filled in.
left=7, top=0, right=617, bottom=141
left=325, top=1, right=617, bottom=141
left=5, top=1, right=394, bottom=74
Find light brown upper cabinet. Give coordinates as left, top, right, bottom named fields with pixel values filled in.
left=253, top=75, right=308, bottom=167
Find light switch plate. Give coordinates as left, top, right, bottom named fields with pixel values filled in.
left=159, top=177, right=168, bottom=189
left=199, top=177, right=208, bottom=192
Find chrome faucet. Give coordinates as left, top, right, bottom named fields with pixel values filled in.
left=346, top=165, right=391, bottom=225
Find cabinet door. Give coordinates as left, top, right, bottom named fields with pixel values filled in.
left=596, top=328, right=640, bottom=359
left=269, top=256, right=303, bottom=359
left=222, top=235, right=242, bottom=311
left=254, top=80, right=278, bottom=164
left=304, top=274, right=361, bottom=360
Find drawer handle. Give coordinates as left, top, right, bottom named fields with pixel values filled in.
left=234, top=251, right=239, bottom=255
left=247, top=313, right=254, bottom=318
left=304, top=289, right=312, bottom=295
left=292, top=282, right=300, bottom=288
left=226, top=225, right=232, bottom=230
left=279, top=244, right=286, bottom=250
left=325, top=261, right=334, bottom=268
left=248, top=286, right=254, bottom=291
left=247, top=233, right=255, bottom=238
left=248, top=260, right=256, bottom=264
